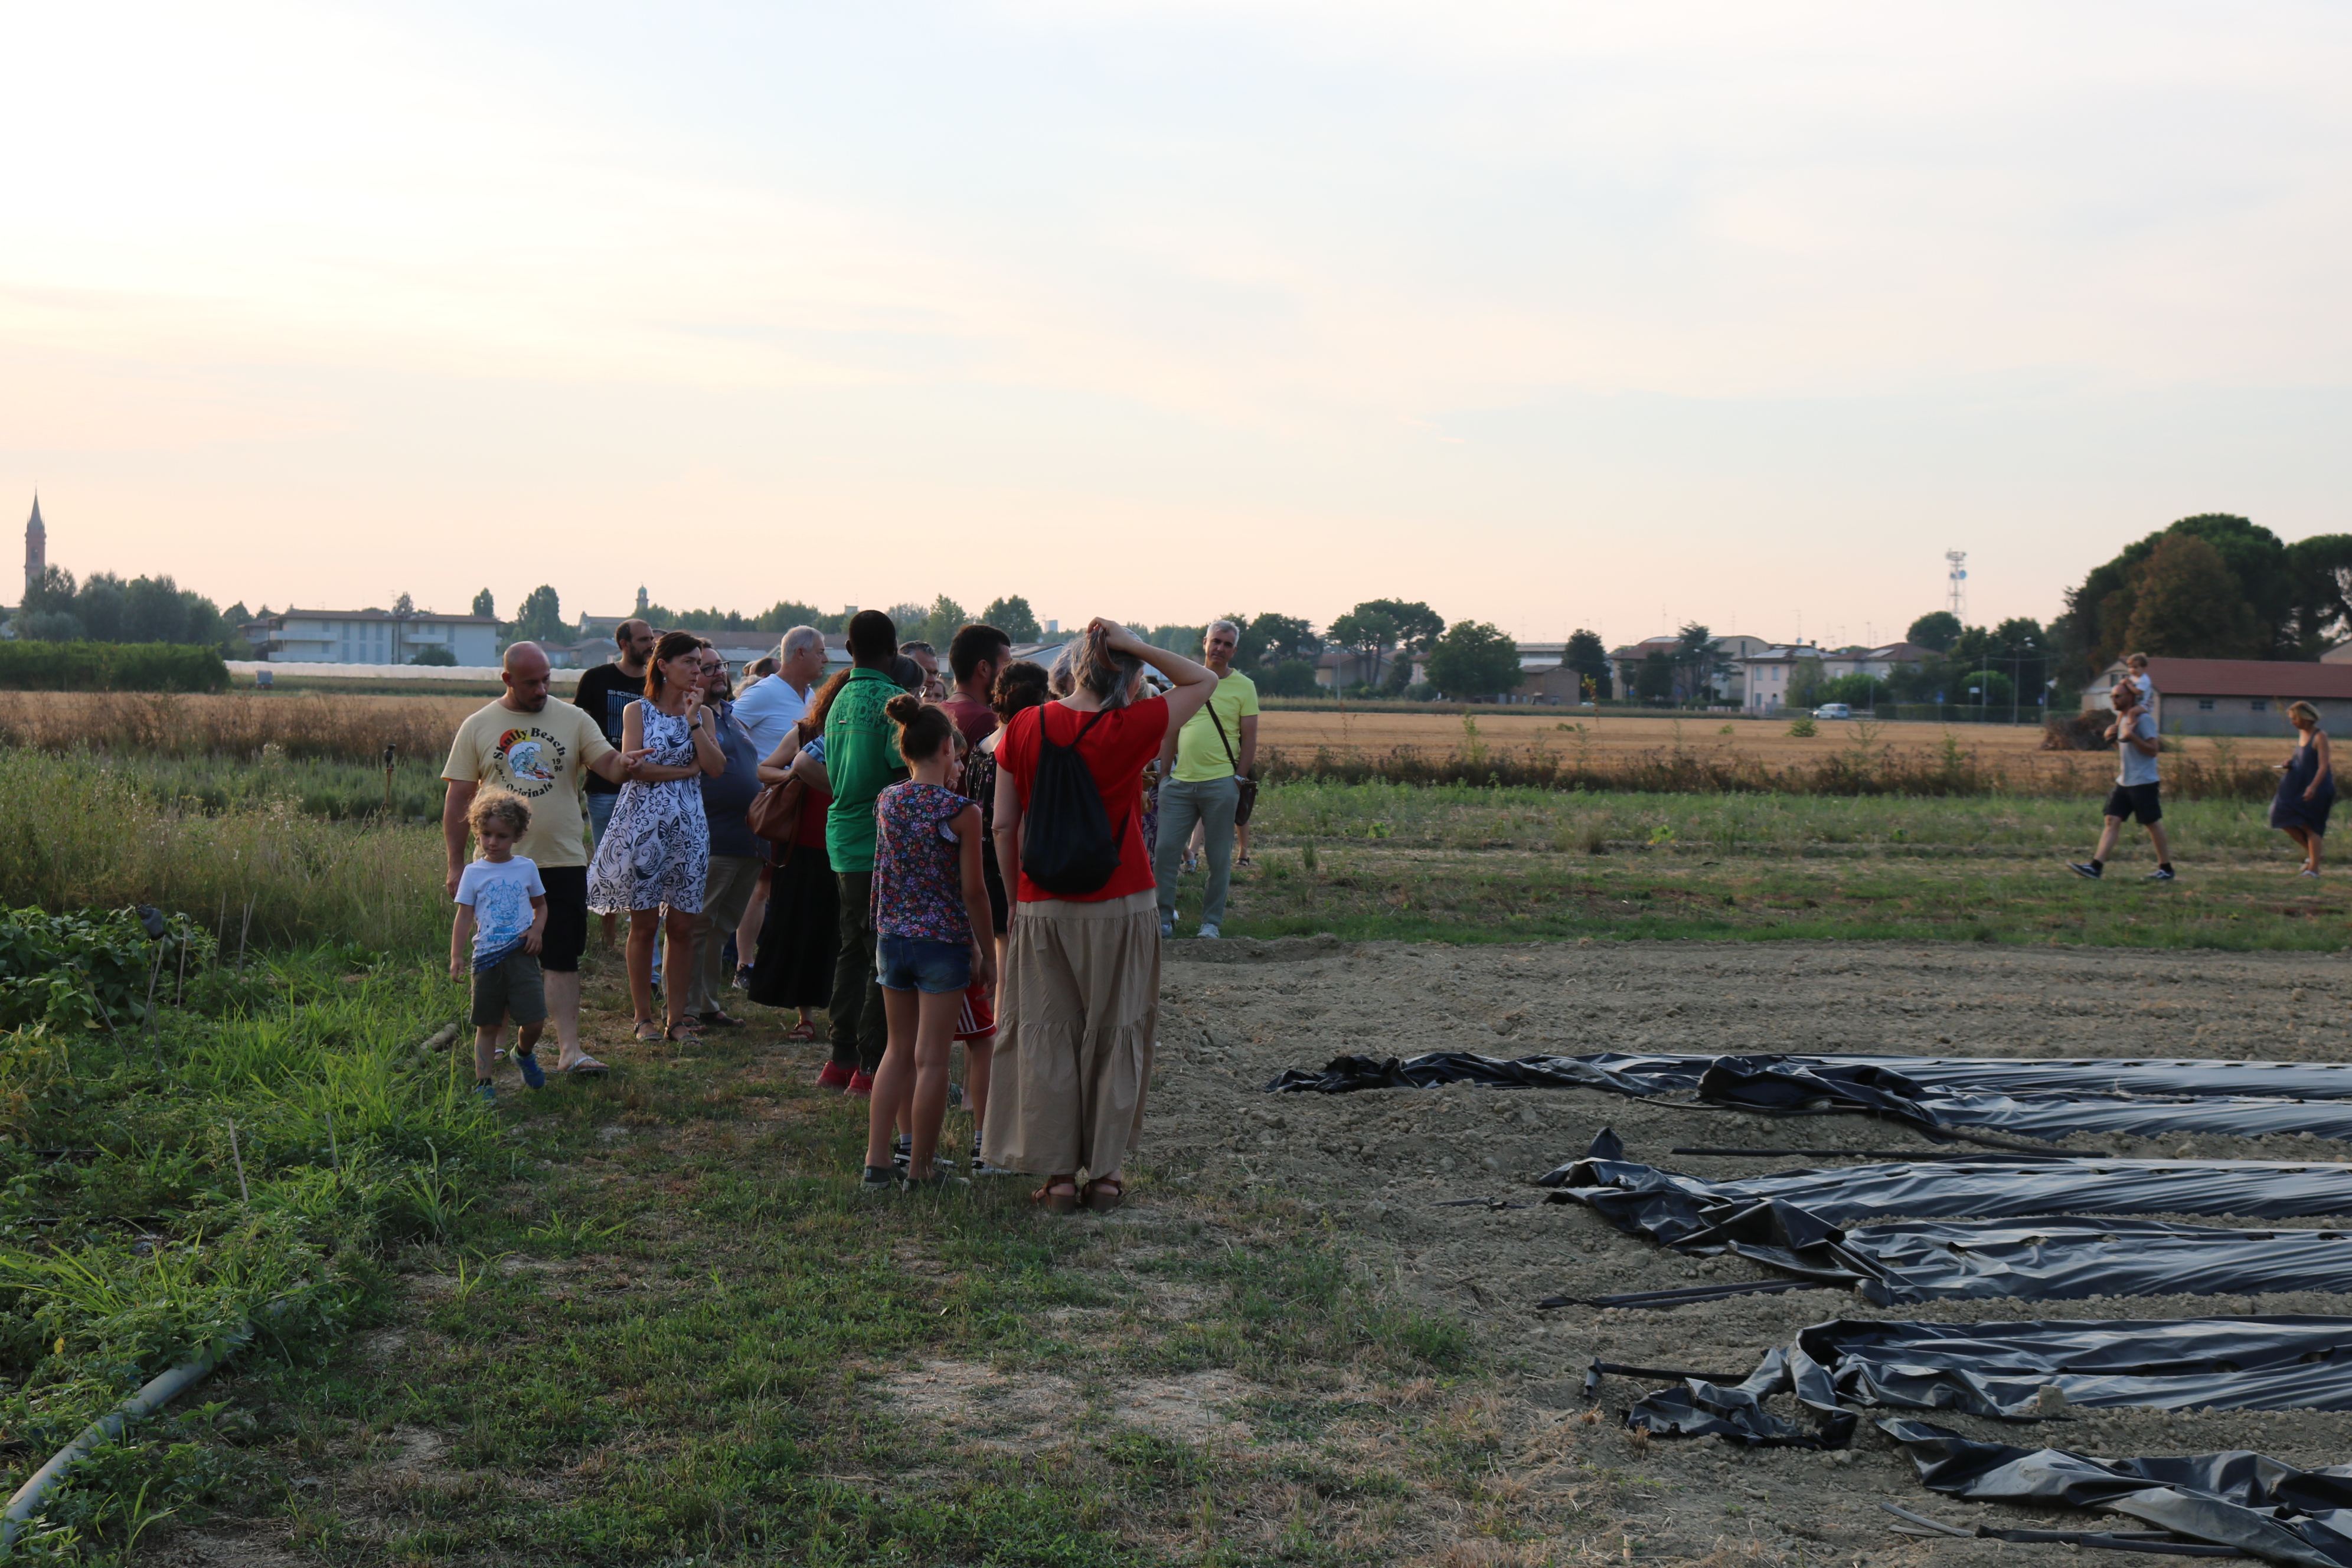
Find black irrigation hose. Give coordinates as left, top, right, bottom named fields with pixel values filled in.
left=1537, top=1279, right=1844, bottom=1311
left=1582, top=1359, right=1749, bottom=1395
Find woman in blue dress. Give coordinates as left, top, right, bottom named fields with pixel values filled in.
left=2270, top=700, right=2335, bottom=877
left=587, top=631, right=727, bottom=1039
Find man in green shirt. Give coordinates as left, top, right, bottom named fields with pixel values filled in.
left=819, top=609, right=908, bottom=1094
left=1154, top=619, right=1259, bottom=939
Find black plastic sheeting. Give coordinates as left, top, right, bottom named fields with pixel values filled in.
left=1791, top=1317, right=2352, bottom=1419
left=1266, top=1050, right=2352, bottom=1142
left=1881, top=1419, right=2352, bottom=1568
left=1540, top=1131, right=2352, bottom=1234
left=1540, top=1132, right=2352, bottom=1304
left=1615, top=1316, right=2352, bottom=1460
left=1612, top=1349, right=1840, bottom=1449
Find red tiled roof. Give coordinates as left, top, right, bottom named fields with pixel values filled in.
left=2113, top=658, right=2352, bottom=700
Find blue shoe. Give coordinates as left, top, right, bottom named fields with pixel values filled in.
left=514, top=1051, right=547, bottom=1089
left=474, top=1080, right=496, bottom=1103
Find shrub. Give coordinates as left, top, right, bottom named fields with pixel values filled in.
left=1786, top=716, right=1818, bottom=737
left=0, top=641, right=229, bottom=692
left=407, top=645, right=459, bottom=667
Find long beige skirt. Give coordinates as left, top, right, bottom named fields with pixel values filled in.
left=981, top=890, right=1160, bottom=1179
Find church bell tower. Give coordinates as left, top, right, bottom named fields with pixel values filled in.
left=22, top=495, right=44, bottom=595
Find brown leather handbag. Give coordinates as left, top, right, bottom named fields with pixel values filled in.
left=747, top=775, right=808, bottom=848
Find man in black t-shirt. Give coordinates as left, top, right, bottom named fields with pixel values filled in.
left=572, top=618, right=655, bottom=946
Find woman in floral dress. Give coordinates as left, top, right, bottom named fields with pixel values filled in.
left=587, top=631, right=726, bottom=1041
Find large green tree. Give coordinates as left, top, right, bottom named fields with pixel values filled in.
left=1907, top=611, right=1962, bottom=652
left=1327, top=603, right=1403, bottom=688
left=2122, top=533, right=2264, bottom=659
left=506, top=585, right=566, bottom=648
left=978, top=596, right=1041, bottom=642
left=1425, top=620, right=1520, bottom=698
left=1565, top=628, right=1612, bottom=700
left=2054, top=513, right=2352, bottom=675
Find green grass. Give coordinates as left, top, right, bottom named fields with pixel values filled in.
left=0, top=945, right=489, bottom=1561
left=0, top=749, right=447, bottom=953
left=164, top=976, right=1491, bottom=1566
left=1163, top=782, right=2348, bottom=950
left=1255, top=778, right=2289, bottom=857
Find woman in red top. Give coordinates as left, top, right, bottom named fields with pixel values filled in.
left=986, top=619, right=1219, bottom=1213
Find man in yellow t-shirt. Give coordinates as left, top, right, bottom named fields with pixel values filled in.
left=443, top=642, right=636, bottom=1074
left=1154, top=620, right=1259, bottom=939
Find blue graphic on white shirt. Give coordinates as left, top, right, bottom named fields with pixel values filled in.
left=456, top=856, right=545, bottom=971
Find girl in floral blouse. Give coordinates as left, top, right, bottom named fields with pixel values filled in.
left=861, top=694, right=997, bottom=1190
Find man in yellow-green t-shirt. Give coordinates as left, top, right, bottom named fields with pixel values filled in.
left=1153, top=620, right=1259, bottom=939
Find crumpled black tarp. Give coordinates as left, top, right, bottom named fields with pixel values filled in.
left=1618, top=1348, right=1841, bottom=1448
left=1789, top=1317, right=2352, bottom=1417
left=1606, top=1316, right=2352, bottom=1470
left=1881, top=1418, right=2352, bottom=1568
left=1266, top=1050, right=2352, bottom=1142
left=1539, top=1131, right=2352, bottom=1303
left=1540, top=1136, right=2352, bottom=1233
left=1263, top=1051, right=1698, bottom=1097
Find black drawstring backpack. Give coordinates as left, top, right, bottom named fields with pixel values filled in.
left=1020, top=707, right=1124, bottom=896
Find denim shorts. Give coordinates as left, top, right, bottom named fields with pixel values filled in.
left=876, top=934, right=973, bottom=994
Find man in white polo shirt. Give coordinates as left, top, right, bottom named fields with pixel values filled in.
left=725, top=625, right=829, bottom=979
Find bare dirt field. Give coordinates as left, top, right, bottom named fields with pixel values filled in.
left=1256, top=710, right=2177, bottom=766
left=1145, top=936, right=2352, bottom=1563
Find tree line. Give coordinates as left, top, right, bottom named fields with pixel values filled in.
left=11, top=566, right=249, bottom=654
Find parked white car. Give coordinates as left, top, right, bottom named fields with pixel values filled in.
left=1812, top=703, right=1853, bottom=720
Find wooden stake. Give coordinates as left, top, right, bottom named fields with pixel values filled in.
left=236, top=896, right=253, bottom=971
left=226, top=1119, right=250, bottom=1204
left=142, top=942, right=165, bottom=1038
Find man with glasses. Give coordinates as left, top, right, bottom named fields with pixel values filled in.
left=1153, top=619, right=1258, bottom=939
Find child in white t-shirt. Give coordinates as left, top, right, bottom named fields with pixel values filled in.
left=450, top=790, right=550, bottom=1100
left=2127, top=652, right=2155, bottom=709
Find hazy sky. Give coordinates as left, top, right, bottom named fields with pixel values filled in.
left=6, top=2, right=2349, bottom=647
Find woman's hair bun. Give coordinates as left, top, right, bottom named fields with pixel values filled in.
left=884, top=692, right=924, bottom=726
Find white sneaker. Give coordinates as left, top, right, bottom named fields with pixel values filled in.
left=1197, top=923, right=1220, bottom=939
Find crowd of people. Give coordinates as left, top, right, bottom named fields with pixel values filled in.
left=440, top=618, right=2340, bottom=1202
left=440, top=607, right=1256, bottom=1206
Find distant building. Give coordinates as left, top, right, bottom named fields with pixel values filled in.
left=1735, top=644, right=1827, bottom=713
left=22, top=494, right=43, bottom=594
left=553, top=627, right=858, bottom=674
left=2084, top=656, right=2352, bottom=736
left=1608, top=633, right=1772, bottom=706
left=254, top=607, right=500, bottom=666
left=1820, top=642, right=1935, bottom=682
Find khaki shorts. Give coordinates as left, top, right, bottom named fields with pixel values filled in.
left=471, top=951, right=547, bottom=1028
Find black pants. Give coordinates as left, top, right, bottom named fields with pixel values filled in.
left=829, top=871, right=888, bottom=1074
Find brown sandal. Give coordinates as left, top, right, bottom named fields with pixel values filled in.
left=633, top=1020, right=663, bottom=1043
left=1081, top=1177, right=1125, bottom=1214
left=1031, top=1176, right=1079, bottom=1215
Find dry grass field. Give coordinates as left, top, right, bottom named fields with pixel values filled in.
left=1256, top=708, right=2224, bottom=763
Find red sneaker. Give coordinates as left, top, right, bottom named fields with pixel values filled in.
left=846, top=1070, right=875, bottom=1098
left=815, top=1061, right=853, bottom=1094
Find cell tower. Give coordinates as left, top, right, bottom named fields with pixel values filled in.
left=1945, top=550, right=1968, bottom=620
